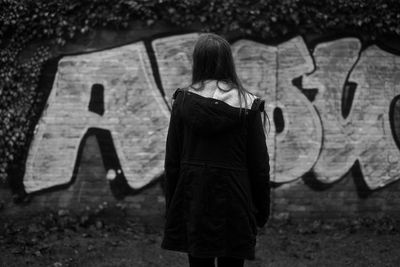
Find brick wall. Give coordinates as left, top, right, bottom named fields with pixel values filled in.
left=2, top=26, right=400, bottom=221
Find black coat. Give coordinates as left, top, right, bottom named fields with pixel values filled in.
left=161, top=87, right=270, bottom=260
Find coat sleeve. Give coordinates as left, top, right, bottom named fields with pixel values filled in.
left=164, top=89, right=183, bottom=212
left=247, top=99, right=271, bottom=227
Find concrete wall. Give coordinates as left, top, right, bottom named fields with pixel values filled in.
left=2, top=28, right=400, bottom=221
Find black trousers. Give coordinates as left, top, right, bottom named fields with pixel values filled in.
left=188, top=254, right=244, bottom=267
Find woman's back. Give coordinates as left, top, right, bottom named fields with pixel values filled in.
left=178, top=81, right=260, bottom=169
left=161, top=33, right=270, bottom=265
left=161, top=82, right=270, bottom=260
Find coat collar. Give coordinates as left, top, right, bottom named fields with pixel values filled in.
left=186, top=80, right=257, bottom=110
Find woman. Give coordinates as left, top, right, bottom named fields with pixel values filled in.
left=161, top=33, right=270, bottom=267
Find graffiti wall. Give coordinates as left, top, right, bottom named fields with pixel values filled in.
left=3, top=32, right=400, bottom=219
left=24, top=42, right=169, bottom=193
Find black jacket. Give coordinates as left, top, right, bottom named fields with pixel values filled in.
left=161, top=87, right=270, bottom=260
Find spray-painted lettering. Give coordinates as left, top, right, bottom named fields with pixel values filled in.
left=22, top=34, right=400, bottom=195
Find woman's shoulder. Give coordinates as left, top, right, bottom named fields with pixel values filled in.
left=249, top=95, right=265, bottom=112
left=172, top=85, right=265, bottom=112
left=240, top=91, right=264, bottom=112
left=172, top=88, right=184, bottom=100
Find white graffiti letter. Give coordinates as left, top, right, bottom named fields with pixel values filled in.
left=24, top=42, right=169, bottom=193
left=302, top=38, right=361, bottom=183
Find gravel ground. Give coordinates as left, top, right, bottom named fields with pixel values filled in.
left=1, top=205, right=400, bottom=267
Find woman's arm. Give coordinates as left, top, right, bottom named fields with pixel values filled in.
left=164, top=89, right=183, bottom=211
left=247, top=100, right=271, bottom=227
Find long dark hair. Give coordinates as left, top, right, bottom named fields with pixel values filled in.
left=188, top=33, right=270, bottom=134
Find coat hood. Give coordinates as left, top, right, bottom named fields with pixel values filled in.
left=173, top=80, right=261, bottom=136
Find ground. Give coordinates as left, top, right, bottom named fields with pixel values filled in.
left=1, top=204, right=400, bottom=267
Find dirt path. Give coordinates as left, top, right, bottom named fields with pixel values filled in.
left=1, top=207, right=400, bottom=267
